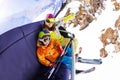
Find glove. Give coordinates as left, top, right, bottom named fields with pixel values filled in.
left=49, top=63, right=54, bottom=67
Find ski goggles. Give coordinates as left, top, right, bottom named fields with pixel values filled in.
left=46, top=18, right=55, bottom=23
left=38, top=36, right=50, bottom=43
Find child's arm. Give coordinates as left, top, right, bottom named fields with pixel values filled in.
left=37, top=48, right=53, bottom=67
left=55, top=40, right=63, bottom=54
left=36, top=40, right=40, bottom=47
left=45, top=40, right=63, bottom=63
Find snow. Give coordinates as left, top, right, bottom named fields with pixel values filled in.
left=1, top=0, right=120, bottom=80
left=63, top=0, right=120, bottom=80
left=0, top=0, right=65, bottom=35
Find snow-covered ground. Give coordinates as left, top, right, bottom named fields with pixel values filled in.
left=0, top=0, right=65, bottom=35
left=1, top=0, right=120, bottom=80
left=63, top=0, right=120, bottom=80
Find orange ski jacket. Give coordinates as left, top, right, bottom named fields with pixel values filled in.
left=37, top=40, right=63, bottom=67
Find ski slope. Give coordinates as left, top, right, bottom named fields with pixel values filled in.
left=63, top=0, right=120, bottom=80
left=0, top=0, right=65, bottom=35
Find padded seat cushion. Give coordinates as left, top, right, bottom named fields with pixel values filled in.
left=0, top=21, right=43, bottom=80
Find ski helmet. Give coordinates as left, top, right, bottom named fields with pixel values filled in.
left=46, top=13, right=55, bottom=23
left=46, top=13, right=55, bottom=18
left=38, top=30, right=50, bottom=39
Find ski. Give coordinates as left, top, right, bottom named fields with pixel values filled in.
left=77, top=57, right=102, bottom=65
left=55, top=13, right=75, bottom=36
left=56, top=13, right=75, bottom=25
left=63, top=13, right=75, bottom=22
left=76, top=67, right=95, bottom=74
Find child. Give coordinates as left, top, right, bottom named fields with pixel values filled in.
left=39, top=13, right=71, bottom=46
left=36, top=30, right=70, bottom=80
left=37, top=30, right=63, bottom=67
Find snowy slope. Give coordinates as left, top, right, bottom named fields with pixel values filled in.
left=0, top=0, right=65, bottom=35
left=63, top=0, right=120, bottom=80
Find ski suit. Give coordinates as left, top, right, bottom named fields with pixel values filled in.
left=37, top=21, right=72, bottom=80
left=37, top=40, right=63, bottom=67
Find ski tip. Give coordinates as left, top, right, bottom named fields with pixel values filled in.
left=84, top=67, right=96, bottom=73
left=76, top=67, right=96, bottom=74
left=63, top=13, right=75, bottom=22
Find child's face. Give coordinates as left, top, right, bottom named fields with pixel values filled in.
left=42, top=36, right=50, bottom=46
left=45, top=18, right=55, bottom=28
left=45, top=21, right=55, bottom=28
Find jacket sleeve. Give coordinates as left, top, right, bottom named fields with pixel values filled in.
left=55, top=40, right=63, bottom=54
left=44, top=40, right=62, bottom=63
left=36, top=40, right=40, bottom=47
left=37, top=48, right=51, bottom=67
left=50, top=30, right=64, bottom=43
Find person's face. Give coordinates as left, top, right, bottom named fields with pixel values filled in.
left=45, top=21, right=55, bottom=28
left=45, top=18, right=55, bottom=28
left=42, top=36, right=50, bottom=46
